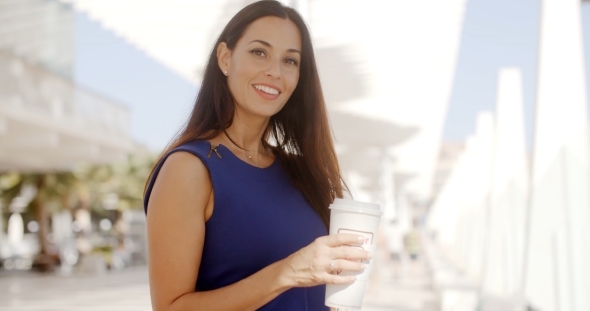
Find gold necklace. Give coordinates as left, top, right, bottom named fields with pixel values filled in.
left=222, top=130, right=262, bottom=159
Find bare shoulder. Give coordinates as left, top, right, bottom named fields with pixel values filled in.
left=147, top=151, right=211, bottom=217
left=146, top=151, right=211, bottom=310
left=161, top=151, right=210, bottom=182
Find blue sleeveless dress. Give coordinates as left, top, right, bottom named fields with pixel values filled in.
left=144, top=140, right=329, bottom=310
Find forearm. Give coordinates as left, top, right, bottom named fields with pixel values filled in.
left=166, top=260, right=291, bottom=311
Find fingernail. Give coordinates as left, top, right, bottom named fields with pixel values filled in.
left=367, top=252, right=373, bottom=259
left=360, top=263, right=366, bottom=269
left=357, top=236, right=365, bottom=242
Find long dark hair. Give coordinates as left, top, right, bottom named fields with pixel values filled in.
left=146, top=0, right=348, bottom=229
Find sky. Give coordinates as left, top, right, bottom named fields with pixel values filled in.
left=73, top=1, right=590, bottom=151
left=444, top=0, right=590, bottom=149
left=74, top=14, right=197, bottom=151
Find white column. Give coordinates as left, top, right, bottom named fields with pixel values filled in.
left=380, top=148, right=396, bottom=220
left=380, top=149, right=404, bottom=258
left=7, top=213, right=24, bottom=247
left=427, top=135, right=475, bottom=262
left=52, top=211, right=73, bottom=244
left=463, top=112, right=494, bottom=281
left=428, top=112, right=494, bottom=280
left=524, top=0, right=590, bottom=310
left=482, top=68, right=528, bottom=296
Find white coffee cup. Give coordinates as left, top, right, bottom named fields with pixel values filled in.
left=325, top=198, right=382, bottom=311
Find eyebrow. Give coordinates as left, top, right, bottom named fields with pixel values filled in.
left=248, top=39, right=301, bottom=55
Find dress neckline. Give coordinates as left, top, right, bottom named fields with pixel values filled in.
left=206, top=140, right=277, bottom=170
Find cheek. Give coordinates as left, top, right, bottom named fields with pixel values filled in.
left=229, top=56, right=254, bottom=89
left=228, top=66, right=249, bottom=93
left=226, top=77, right=239, bottom=99
left=286, top=73, right=300, bottom=94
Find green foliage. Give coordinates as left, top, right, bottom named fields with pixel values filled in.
left=0, top=173, right=25, bottom=209
left=0, top=152, right=156, bottom=215
left=77, top=152, right=156, bottom=213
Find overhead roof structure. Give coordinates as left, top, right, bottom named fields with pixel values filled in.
left=58, top=0, right=249, bottom=84
left=310, top=0, right=467, bottom=201
left=58, top=0, right=468, bottom=203
left=0, top=0, right=135, bottom=172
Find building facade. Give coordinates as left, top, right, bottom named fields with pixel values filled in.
left=0, top=0, right=134, bottom=172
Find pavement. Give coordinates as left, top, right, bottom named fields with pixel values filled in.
left=0, top=249, right=441, bottom=311
left=0, top=267, right=152, bottom=311
left=362, top=249, right=439, bottom=311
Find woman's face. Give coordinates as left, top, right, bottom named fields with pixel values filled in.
left=218, top=16, right=302, bottom=120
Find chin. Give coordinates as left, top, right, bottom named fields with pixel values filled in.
left=252, top=104, right=286, bottom=118
left=257, top=110, right=282, bottom=119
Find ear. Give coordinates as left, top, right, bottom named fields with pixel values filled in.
left=217, top=42, right=231, bottom=74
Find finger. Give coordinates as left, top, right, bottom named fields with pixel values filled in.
left=332, top=245, right=371, bottom=260
left=321, top=234, right=365, bottom=247
left=330, top=259, right=366, bottom=274
left=324, top=273, right=356, bottom=285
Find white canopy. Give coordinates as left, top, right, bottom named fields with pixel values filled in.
left=58, top=0, right=467, bottom=203
left=0, top=0, right=135, bottom=172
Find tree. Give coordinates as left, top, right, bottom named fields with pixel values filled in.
left=0, top=151, right=156, bottom=272
left=0, top=171, right=82, bottom=271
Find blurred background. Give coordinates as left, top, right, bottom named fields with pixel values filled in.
left=0, top=0, right=589, bottom=310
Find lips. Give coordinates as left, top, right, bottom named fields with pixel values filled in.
left=252, top=84, right=281, bottom=100
left=253, top=84, right=280, bottom=95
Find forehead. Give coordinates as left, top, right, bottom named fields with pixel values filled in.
left=238, top=16, right=302, bottom=51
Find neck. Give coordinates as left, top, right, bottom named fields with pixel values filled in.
left=224, top=114, right=268, bottom=154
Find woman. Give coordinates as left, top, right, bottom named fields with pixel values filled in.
left=144, top=1, right=371, bottom=310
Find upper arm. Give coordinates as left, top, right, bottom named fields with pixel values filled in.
left=146, top=151, right=211, bottom=311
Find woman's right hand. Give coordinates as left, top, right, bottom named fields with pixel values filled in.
left=279, top=234, right=372, bottom=288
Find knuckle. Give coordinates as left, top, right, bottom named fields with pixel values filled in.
left=330, top=235, right=340, bottom=245
left=316, top=236, right=328, bottom=245
left=312, top=257, right=325, bottom=269
left=338, top=234, right=348, bottom=243
left=350, top=246, right=364, bottom=256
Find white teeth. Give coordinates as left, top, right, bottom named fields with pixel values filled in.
left=254, top=84, right=279, bottom=95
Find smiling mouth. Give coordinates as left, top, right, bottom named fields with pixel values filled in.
left=253, top=84, right=280, bottom=95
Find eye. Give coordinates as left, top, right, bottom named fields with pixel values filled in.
left=250, top=48, right=266, bottom=57
left=284, top=57, right=299, bottom=66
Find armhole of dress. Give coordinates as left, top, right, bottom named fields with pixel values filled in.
left=144, top=147, right=211, bottom=215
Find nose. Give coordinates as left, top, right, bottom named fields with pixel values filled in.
left=265, top=59, right=281, bottom=79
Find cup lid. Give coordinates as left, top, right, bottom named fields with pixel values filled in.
left=329, top=198, right=382, bottom=216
